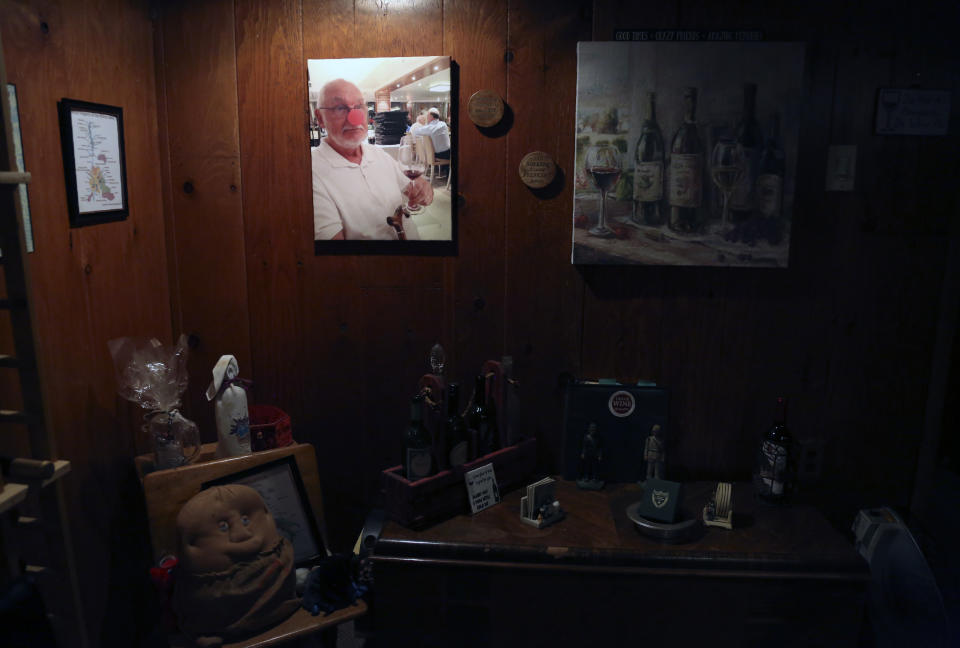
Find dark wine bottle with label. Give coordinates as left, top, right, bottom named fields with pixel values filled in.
left=668, top=87, right=704, bottom=233
left=632, top=91, right=665, bottom=226
left=757, top=113, right=785, bottom=245
left=402, top=394, right=433, bottom=481
left=754, top=396, right=794, bottom=502
left=445, top=383, right=469, bottom=468
left=757, top=113, right=784, bottom=217
left=730, top=83, right=763, bottom=222
left=468, top=374, right=498, bottom=457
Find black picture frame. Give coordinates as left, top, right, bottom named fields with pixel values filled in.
left=57, top=98, right=129, bottom=227
left=202, top=455, right=325, bottom=567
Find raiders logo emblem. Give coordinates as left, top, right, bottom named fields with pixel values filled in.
left=652, top=489, right=669, bottom=508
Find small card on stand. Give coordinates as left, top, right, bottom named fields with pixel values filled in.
left=465, top=463, right=501, bottom=514
left=637, top=478, right=683, bottom=523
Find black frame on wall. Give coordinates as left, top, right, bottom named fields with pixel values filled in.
left=57, top=97, right=129, bottom=228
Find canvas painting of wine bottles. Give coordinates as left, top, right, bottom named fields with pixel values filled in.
left=572, top=42, right=805, bottom=266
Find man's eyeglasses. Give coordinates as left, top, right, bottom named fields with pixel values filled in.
left=318, top=104, right=366, bottom=117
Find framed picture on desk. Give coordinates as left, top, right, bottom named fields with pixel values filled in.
left=561, top=382, right=668, bottom=483
left=307, top=55, right=456, bottom=256
left=203, top=455, right=325, bottom=567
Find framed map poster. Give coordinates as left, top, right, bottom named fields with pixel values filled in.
left=573, top=42, right=805, bottom=267
left=57, top=98, right=128, bottom=227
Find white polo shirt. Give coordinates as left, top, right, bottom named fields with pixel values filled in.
left=312, top=140, right=420, bottom=241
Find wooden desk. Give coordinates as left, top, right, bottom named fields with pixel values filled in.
left=371, top=481, right=868, bottom=647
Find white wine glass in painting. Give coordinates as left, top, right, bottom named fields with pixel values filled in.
left=585, top=145, right=622, bottom=238
left=398, top=137, right=426, bottom=216
left=710, top=137, right=745, bottom=232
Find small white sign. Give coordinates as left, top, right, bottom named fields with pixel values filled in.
left=826, top=145, right=856, bottom=192
left=465, top=463, right=500, bottom=514
left=875, top=88, right=950, bottom=136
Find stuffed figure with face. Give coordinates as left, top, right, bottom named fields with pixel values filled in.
left=173, top=485, right=300, bottom=647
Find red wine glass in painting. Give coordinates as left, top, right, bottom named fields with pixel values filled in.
left=710, top=137, right=745, bottom=232
left=584, top=145, right=621, bottom=238
left=398, top=137, right=426, bottom=216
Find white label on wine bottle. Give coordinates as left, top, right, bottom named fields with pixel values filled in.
left=669, top=154, right=702, bottom=208
left=406, top=448, right=432, bottom=480
left=448, top=441, right=468, bottom=467
left=756, top=174, right=783, bottom=217
left=634, top=161, right=663, bottom=202
left=730, top=147, right=758, bottom=210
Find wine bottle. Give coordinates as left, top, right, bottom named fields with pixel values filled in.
left=468, top=374, right=498, bottom=457
left=755, top=396, right=794, bottom=501
left=730, top=83, right=763, bottom=221
left=756, top=113, right=784, bottom=219
left=445, top=383, right=469, bottom=468
left=401, top=394, right=433, bottom=480
left=668, top=87, right=704, bottom=233
left=632, top=91, right=665, bottom=226
left=429, top=343, right=445, bottom=377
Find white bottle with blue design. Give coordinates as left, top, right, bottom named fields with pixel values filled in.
left=206, top=355, right=251, bottom=458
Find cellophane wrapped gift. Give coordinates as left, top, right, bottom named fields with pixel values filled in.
left=109, top=334, right=200, bottom=469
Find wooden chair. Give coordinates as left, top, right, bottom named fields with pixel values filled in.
left=416, top=135, right=450, bottom=190
left=139, top=443, right=366, bottom=648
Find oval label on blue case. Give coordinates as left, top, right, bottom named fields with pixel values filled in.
left=608, top=390, right=635, bottom=417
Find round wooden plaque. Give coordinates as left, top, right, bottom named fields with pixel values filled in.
left=518, top=151, right=556, bottom=189
left=467, top=89, right=504, bottom=127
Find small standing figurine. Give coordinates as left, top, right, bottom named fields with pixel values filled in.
left=576, top=422, right=604, bottom=490
left=644, top=424, right=665, bottom=482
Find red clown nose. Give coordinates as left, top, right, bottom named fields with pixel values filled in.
left=347, top=108, right=366, bottom=126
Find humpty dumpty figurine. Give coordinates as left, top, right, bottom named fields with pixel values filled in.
left=173, top=485, right=299, bottom=646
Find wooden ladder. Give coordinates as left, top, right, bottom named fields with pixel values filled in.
left=0, top=30, right=88, bottom=648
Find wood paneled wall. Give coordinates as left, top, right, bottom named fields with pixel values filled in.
left=155, top=0, right=959, bottom=550
left=0, top=0, right=170, bottom=643
left=1, top=0, right=957, bottom=642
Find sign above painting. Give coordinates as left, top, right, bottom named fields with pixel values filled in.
left=612, top=30, right=764, bottom=42
left=572, top=41, right=804, bottom=268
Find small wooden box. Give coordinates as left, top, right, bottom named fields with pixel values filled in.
left=381, top=438, right=537, bottom=529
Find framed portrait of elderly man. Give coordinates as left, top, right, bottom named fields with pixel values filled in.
left=308, top=55, right=455, bottom=255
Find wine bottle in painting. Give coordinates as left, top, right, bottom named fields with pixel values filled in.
left=632, top=91, right=665, bottom=226
left=668, top=87, right=704, bottom=233
left=402, top=394, right=434, bottom=481
left=757, top=113, right=785, bottom=244
left=730, top=83, right=763, bottom=222
left=757, top=113, right=784, bottom=216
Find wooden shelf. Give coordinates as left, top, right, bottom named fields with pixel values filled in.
left=168, top=604, right=367, bottom=648
left=41, top=460, right=71, bottom=487
left=0, top=170, right=31, bottom=184
left=0, top=482, right=28, bottom=515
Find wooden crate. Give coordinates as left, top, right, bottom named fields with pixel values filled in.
left=381, top=437, right=537, bottom=528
